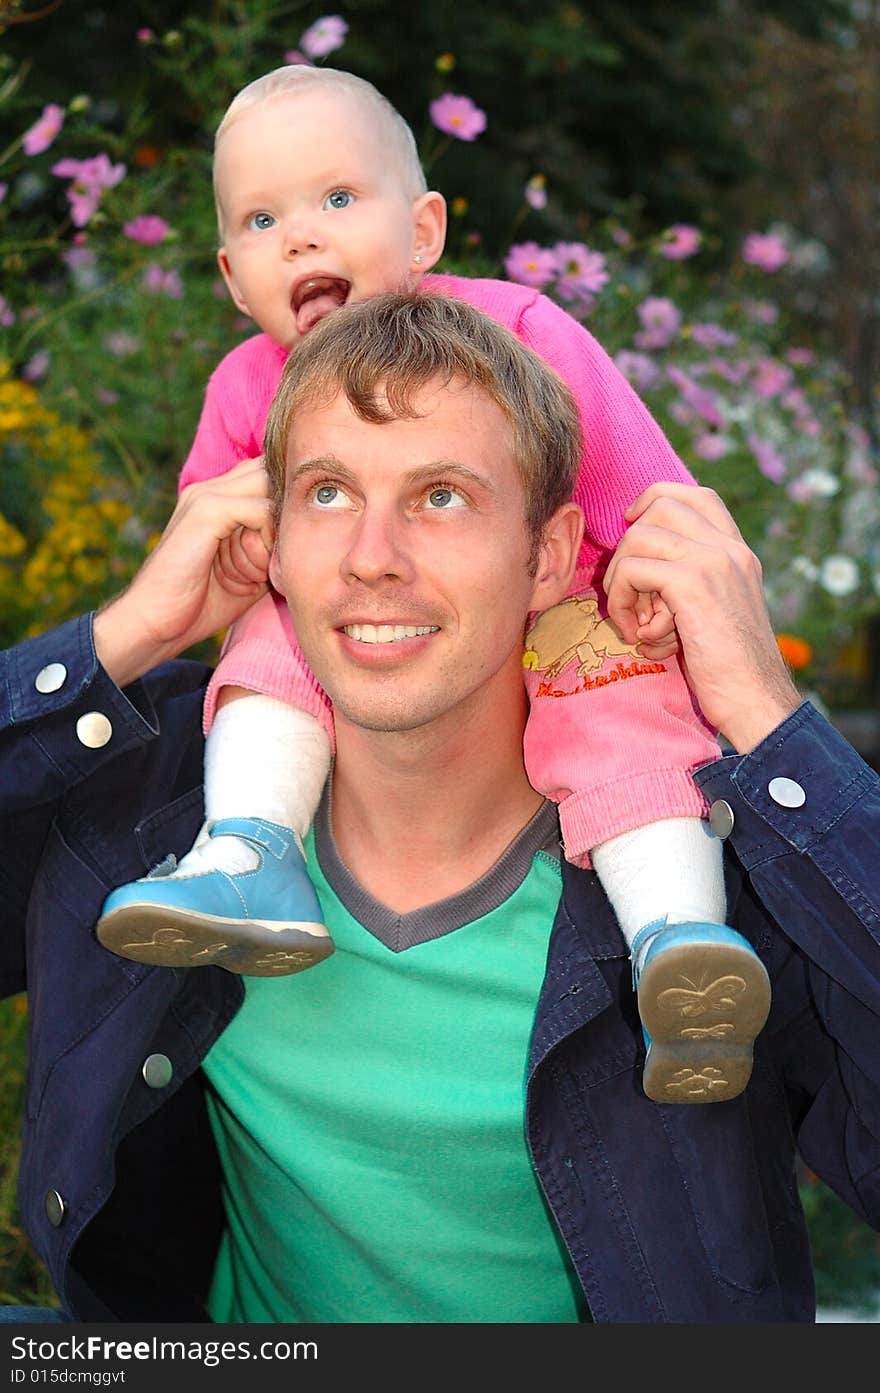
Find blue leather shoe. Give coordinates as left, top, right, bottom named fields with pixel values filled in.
left=631, top=920, right=771, bottom=1104
left=96, top=817, right=333, bottom=977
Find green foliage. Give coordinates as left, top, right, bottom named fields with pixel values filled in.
left=0, top=997, right=58, bottom=1307
left=800, top=1170, right=880, bottom=1315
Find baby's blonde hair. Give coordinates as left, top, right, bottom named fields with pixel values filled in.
left=214, top=65, right=428, bottom=216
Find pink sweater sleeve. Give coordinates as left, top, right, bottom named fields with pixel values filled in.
left=177, top=334, right=289, bottom=493
left=515, top=293, right=695, bottom=560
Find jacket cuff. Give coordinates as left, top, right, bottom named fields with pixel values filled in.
left=3, top=613, right=159, bottom=776
left=693, top=700, right=876, bottom=868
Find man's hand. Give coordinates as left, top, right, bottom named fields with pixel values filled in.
left=604, top=482, right=802, bottom=752
left=94, top=457, right=274, bottom=688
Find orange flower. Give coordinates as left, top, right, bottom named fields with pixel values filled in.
left=133, top=144, right=162, bottom=168
left=776, top=633, right=813, bottom=670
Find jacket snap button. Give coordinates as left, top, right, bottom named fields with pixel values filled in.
left=142, top=1053, right=173, bottom=1089
left=45, top=1190, right=67, bottom=1227
left=75, top=712, right=113, bottom=748
left=35, top=663, right=67, bottom=694
left=709, top=799, right=735, bottom=839
left=768, top=776, right=806, bottom=808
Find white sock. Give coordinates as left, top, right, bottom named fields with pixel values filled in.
left=171, top=695, right=332, bottom=878
left=591, top=816, right=727, bottom=952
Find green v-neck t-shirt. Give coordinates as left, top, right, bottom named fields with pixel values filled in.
left=202, top=794, right=587, bottom=1323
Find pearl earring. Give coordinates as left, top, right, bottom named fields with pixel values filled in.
left=413, top=253, right=423, bottom=264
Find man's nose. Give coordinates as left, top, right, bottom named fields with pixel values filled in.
left=341, top=507, right=416, bottom=586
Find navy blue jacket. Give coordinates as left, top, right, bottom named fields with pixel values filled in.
left=2, top=615, right=880, bottom=1323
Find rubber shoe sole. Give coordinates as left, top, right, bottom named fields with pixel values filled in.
left=638, top=938, right=771, bottom=1104
left=97, top=902, right=335, bottom=977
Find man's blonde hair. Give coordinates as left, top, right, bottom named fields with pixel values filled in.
left=263, top=291, right=583, bottom=566
left=213, top=65, right=427, bottom=217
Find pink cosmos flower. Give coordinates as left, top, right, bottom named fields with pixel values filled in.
left=742, top=232, right=789, bottom=273
left=22, top=103, right=65, bottom=157
left=681, top=383, right=724, bottom=429
left=96, top=388, right=120, bottom=404
left=785, top=347, right=815, bottom=367
left=525, top=175, right=547, bottom=210
left=22, top=351, right=50, bottom=382
left=0, top=296, right=15, bottom=327
left=709, top=358, right=749, bottom=385
left=283, top=50, right=313, bottom=66
left=0, top=183, right=7, bottom=204
left=659, top=223, right=701, bottom=260
left=552, top=242, right=609, bottom=301
left=143, top=265, right=183, bottom=299
left=634, top=296, right=682, bottom=350
left=693, top=432, right=730, bottom=461
left=430, top=93, right=487, bottom=142
left=743, top=299, right=779, bottom=325
left=748, top=434, right=787, bottom=482
left=136, top=28, right=154, bottom=43
left=299, top=15, right=348, bottom=59
left=52, top=153, right=126, bottom=227
left=62, top=245, right=96, bottom=271
left=503, top=241, right=557, bottom=289
left=690, top=323, right=738, bottom=350
left=752, top=358, right=794, bottom=400
left=104, top=331, right=141, bottom=358
left=124, top=215, right=170, bottom=245
left=614, top=350, right=660, bottom=393
left=610, top=226, right=633, bottom=248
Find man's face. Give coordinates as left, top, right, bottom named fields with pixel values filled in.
left=215, top=90, right=436, bottom=350
left=270, top=379, right=547, bottom=741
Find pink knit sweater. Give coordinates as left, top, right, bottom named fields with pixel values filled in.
left=180, top=274, right=719, bottom=863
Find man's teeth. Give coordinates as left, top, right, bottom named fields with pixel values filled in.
left=343, top=623, right=438, bottom=644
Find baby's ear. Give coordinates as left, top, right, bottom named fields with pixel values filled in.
left=411, top=191, right=447, bottom=271
left=216, top=247, right=253, bottom=318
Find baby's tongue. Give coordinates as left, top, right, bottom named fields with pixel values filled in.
left=296, top=292, right=344, bottom=336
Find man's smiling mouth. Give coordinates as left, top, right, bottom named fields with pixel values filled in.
left=343, top=624, right=439, bottom=644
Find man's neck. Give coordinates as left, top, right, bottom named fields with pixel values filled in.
left=329, top=689, right=544, bottom=914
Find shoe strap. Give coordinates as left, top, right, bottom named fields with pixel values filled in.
left=630, top=917, right=668, bottom=988
left=209, top=817, right=293, bottom=860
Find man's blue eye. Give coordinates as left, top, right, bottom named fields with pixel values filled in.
left=315, top=484, right=339, bottom=505
left=324, top=190, right=353, bottom=210
left=427, top=487, right=464, bottom=509
left=249, top=212, right=276, bottom=231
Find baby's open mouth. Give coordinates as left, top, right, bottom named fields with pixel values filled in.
left=291, top=276, right=351, bottom=335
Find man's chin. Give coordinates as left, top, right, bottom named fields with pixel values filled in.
left=331, top=700, right=436, bottom=736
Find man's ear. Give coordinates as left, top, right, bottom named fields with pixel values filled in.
left=268, top=544, right=286, bottom=597
left=528, top=502, right=584, bottom=613
left=217, top=247, right=253, bottom=318
left=411, top=191, right=447, bottom=271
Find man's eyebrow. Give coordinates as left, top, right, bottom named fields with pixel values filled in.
left=403, top=462, right=496, bottom=493
left=287, top=455, right=352, bottom=484
left=287, top=457, right=497, bottom=492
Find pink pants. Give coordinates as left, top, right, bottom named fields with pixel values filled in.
left=204, top=586, right=718, bottom=867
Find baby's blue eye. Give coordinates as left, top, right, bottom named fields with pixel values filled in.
left=323, top=189, right=354, bottom=211
left=249, top=211, right=276, bottom=231
left=427, top=486, right=464, bottom=509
